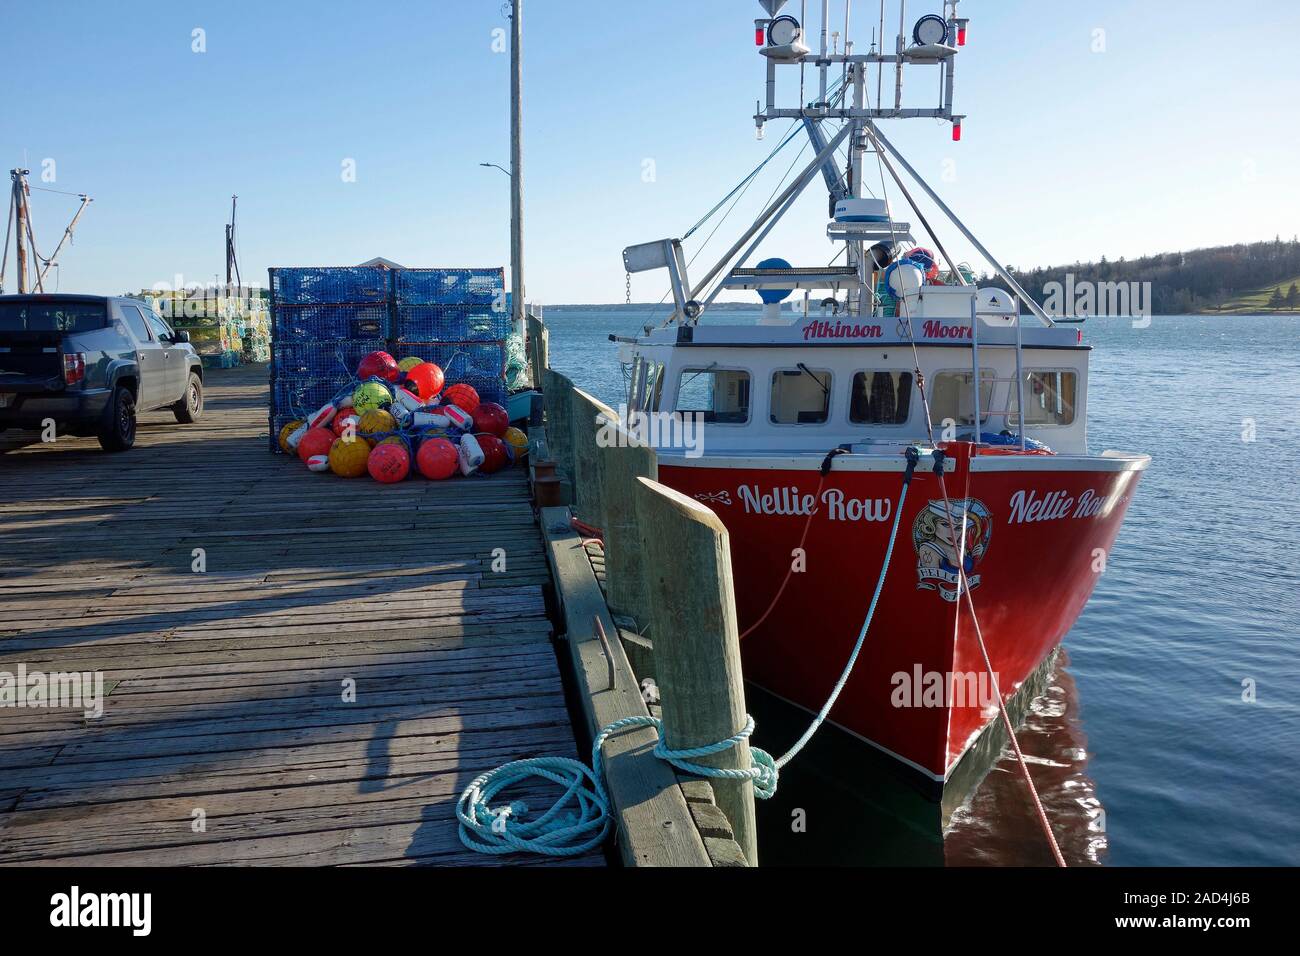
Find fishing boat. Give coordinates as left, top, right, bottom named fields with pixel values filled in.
left=613, top=0, right=1149, bottom=815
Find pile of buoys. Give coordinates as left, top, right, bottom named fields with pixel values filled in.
left=280, top=350, right=525, bottom=483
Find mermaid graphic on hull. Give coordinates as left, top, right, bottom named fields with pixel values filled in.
left=913, top=498, right=992, bottom=603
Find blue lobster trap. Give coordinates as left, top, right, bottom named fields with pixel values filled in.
left=394, top=268, right=504, bottom=307
left=272, top=304, right=389, bottom=342
left=394, top=305, right=511, bottom=343
left=271, top=339, right=388, bottom=379
left=270, top=267, right=391, bottom=305
left=272, top=376, right=354, bottom=419
left=398, top=341, right=507, bottom=405
left=267, top=265, right=511, bottom=451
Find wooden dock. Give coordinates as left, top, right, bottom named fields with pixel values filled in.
left=0, top=364, right=601, bottom=866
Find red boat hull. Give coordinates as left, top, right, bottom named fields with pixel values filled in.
left=658, top=445, right=1144, bottom=787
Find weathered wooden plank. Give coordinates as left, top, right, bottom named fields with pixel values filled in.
left=0, top=365, right=599, bottom=868
left=635, top=477, right=757, bottom=865
left=539, top=505, right=710, bottom=867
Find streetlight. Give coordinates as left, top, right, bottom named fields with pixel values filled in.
left=479, top=162, right=512, bottom=178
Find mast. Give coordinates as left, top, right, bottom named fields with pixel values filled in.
left=226, top=195, right=240, bottom=295
left=35, top=193, right=91, bottom=288
left=13, top=170, right=28, bottom=294
left=509, top=0, right=525, bottom=337
left=6, top=166, right=93, bottom=295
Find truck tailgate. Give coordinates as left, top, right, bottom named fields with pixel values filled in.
left=0, top=332, right=64, bottom=390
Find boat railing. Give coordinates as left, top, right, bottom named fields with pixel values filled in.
left=969, top=293, right=1027, bottom=453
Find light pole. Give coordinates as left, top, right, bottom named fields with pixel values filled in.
left=479, top=162, right=511, bottom=178
left=509, top=0, right=524, bottom=340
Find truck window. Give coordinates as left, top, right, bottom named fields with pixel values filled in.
left=146, top=313, right=173, bottom=341
left=0, top=301, right=107, bottom=333
left=119, top=304, right=153, bottom=342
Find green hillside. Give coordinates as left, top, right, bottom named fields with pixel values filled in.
left=1210, top=276, right=1300, bottom=314
left=984, top=239, right=1300, bottom=315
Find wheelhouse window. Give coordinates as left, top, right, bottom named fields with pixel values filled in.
left=850, top=371, right=913, bottom=425
left=1010, top=371, right=1077, bottom=427
left=928, top=370, right=994, bottom=427
left=770, top=366, right=832, bottom=425
left=675, top=367, right=750, bottom=424
left=634, top=360, right=665, bottom=412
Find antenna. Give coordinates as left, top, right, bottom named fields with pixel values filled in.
left=225, top=195, right=240, bottom=294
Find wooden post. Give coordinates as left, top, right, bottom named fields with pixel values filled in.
left=13, top=172, right=29, bottom=295
left=526, top=311, right=548, bottom=386
left=542, top=369, right=572, bottom=470
left=569, top=387, right=615, bottom=533
left=633, top=477, right=757, bottom=865
left=596, top=433, right=657, bottom=632
left=509, top=0, right=525, bottom=342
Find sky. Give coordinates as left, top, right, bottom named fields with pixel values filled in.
left=3, top=0, right=1298, bottom=304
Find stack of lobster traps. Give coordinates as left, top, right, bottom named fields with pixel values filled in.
left=267, top=265, right=509, bottom=452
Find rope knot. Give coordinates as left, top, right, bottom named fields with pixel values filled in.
left=648, top=715, right=779, bottom=801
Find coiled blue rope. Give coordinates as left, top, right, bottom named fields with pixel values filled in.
left=457, top=454, right=917, bottom=857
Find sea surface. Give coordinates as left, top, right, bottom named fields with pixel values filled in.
left=544, top=307, right=1300, bottom=867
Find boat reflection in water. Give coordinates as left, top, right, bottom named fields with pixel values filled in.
left=754, top=648, right=1106, bottom=866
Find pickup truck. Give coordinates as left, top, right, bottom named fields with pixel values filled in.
left=0, top=294, right=205, bottom=451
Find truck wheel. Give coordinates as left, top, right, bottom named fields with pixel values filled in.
left=98, top=386, right=137, bottom=452
left=173, top=372, right=204, bottom=423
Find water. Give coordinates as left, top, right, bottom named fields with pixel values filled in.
left=546, top=308, right=1300, bottom=866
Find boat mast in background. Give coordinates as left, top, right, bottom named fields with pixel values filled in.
left=2, top=167, right=92, bottom=295
left=225, top=195, right=242, bottom=295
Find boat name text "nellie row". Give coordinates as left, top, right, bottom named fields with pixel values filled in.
left=738, top=485, right=892, bottom=522
left=1007, top=487, right=1126, bottom=524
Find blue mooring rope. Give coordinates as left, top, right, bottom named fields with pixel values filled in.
left=456, top=451, right=922, bottom=857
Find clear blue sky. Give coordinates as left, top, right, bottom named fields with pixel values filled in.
left=4, top=0, right=1297, bottom=303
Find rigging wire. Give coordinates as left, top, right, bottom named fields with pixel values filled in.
left=27, top=185, right=88, bottom=198
left=682, top=121, right=805, bottom=243
left=868, top=112, right=1067, bottom=867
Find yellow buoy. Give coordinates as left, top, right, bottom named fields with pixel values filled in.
left=357, top=408, right=396, bottom=444
left=279, top=420, right=305, bottom=454
left=397, top=356, right=423, bottom=372
left=329, top=436, right=371, bottom=478
left=503, top=427, right=529, bottom=463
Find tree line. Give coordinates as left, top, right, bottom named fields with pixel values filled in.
left=978, top=238, right=1300, bottom=314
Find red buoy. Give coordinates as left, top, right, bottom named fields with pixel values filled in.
left=297, top=426, right=336, bottom=463
left=405, top=362, right=445, bottom=402
left=357, top=351, right=399, bottom=383
left=416, top=437, right=459, bottom=480
left=471, top=401, right=510, bottom=438
left=368, top=442, right=410, bottom=483
left=476, top=433, right=509, bottom=474
left=442, top=383, right=480, bottom=415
